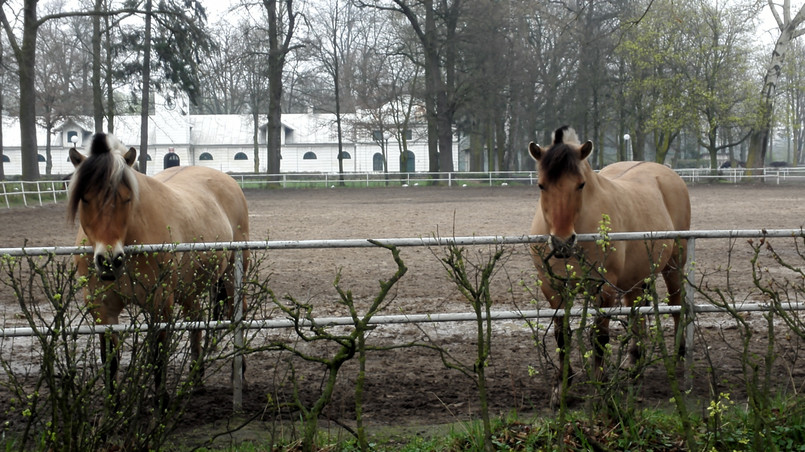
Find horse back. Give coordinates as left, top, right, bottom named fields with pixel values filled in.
left=152, top=166, right=250, bottom=242
left=599, top=161, right=690, bottom=232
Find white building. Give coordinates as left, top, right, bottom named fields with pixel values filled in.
left=0, top=98, right=460, bottom=178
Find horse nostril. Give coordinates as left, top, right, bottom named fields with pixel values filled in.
left=112, top=254, right=125, bottom=269
left=568, top=234, right=577, bottom=247
left=96, top=254, right=108, bottom=269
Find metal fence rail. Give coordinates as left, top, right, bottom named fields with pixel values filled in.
left=1, top=228, right=804, bottom=410
left=4, top=167, right=805, bottom=208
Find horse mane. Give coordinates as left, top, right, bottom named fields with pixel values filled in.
left=68, top=133, right=139, bottom=222
left=539, top=126, right=583, bottom=185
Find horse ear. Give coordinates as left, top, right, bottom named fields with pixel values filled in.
left=528, top=142, right=543, bottom=161
left=124, top=147, right=137, bottom=167
left=69, top=148, right=85, bottom=167
left=580, top=141, right=593, bottom=160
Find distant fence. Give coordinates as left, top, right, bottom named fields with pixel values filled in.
left=3, top=167, right=805, bottom=208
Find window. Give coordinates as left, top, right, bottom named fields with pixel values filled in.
left=199, top=152, right=214, bottom=161
left=2, top=155, right=9, bottom=163
left=234, top=152, right=248, bottom=160
left=303, top=152, right=317, bottom=160
left=373, top=153, right=384, bottom=171
left=401, top=150, right=415, bottom=172
left=339, top=151, right=351, bottom=159
left=67, top=131, right=79, bottom=146
left=38, top=154, right=46, bottom=162
left=404, top=129, right=413, bottom=140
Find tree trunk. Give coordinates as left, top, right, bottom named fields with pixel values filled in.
left=654, top=130, right=677, bottom=164
left=0, top=37, right=5, bottom=180
left=139, top=0, right=153, bottom=173
left=18, top=0, right=40, bottom=180
left=45, top=123, right=53, bottom=176
left=423, top=0, right=439, bottom=175
left=252, top=107, right=260, bottom=172
left=92, top=0, right=103, bottom=133
left=105, top=6, right=115, bottom=133
left=266, top=0, right=283, bottom=177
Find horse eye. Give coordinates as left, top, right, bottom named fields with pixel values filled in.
left=578, top=182, right=586, bottom=190
left=538, top=184, right=545, bottom=191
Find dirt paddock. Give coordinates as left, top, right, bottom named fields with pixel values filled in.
left=1, top=183, right=804, bottom=442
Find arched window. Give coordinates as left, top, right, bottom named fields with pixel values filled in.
left=2, top=155, right=9, bottom=162
left=303, top=152, right=317, bottom=160
left=199, top=152, right=214, bottom=161
left=339, top=151, right=351, bottom=159
left=373, top=153, right=384, bottom=171
left=37, top=154, right=46, bottom=162
left=234, top=152, right=248, bottom=160
left=163, top=152, right=180, bottom=169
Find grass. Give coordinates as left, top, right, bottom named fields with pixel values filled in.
left=173, top=397, right=805, bottom=451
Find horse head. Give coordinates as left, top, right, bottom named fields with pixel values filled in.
left=529, top=126, right=593, bottom=259
left=68, top=133, right=139, bottom=281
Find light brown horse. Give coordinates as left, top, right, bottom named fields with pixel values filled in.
left=528, top=126, right=690, bottom=402
left=68, top=133, right=250, bottom=402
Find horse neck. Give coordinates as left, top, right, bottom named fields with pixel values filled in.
left=580, top=159, right=604, bottom=191
left=577, top=161, right=611, bottom=227
left=125, top=171, right=171, bottom=243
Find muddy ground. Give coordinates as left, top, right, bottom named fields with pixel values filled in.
left=1, top=182, right=804, bottom=446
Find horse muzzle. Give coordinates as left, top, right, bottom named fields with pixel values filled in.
left=548, top=234, right=576, bottom=259
left=95, top=251, right=125, bottom=281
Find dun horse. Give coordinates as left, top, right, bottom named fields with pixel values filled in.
left=68, top=133, right=250, bottom=403
left=529, top=126, right=690, bottom=402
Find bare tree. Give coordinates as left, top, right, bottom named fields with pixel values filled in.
left=35, top=10, right=91, bottom=175
left=262, top=0, right=300, bottom=176
left=746, top=0, right=805, bottom=170
left=358, top=0, right=460, bottom=176
left=0, top=0, right=45, bottom=179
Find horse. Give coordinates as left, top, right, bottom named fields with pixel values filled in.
left=67, top=133, right=250, bottom=404
left=528, top=126, right=690, bottom=404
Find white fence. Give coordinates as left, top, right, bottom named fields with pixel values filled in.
left=3, top=167, right=805, bottom=208
left=1, top=228, right=804, bottom=410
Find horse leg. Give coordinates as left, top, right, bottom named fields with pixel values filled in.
left=662, top=244, right=687, bottom=358
left=590, top=288, right=618, bottom=379
left=151, top=328, right=171, bottom=410
left=99, top=330, right=120, bottom=397
left=92, top=299, right=123, bottom=401
left=625, top=290, right=646, bottom=366
left=189, top=320, right=204, bottom=387
left=551, top=316, right=573, bottom=409
left=151, top=298, right=173, bottom=410
left=591, top=316, right=611, bottom=380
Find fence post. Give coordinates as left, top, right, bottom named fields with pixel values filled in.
left=684, top=237, right=696, bottom=390
left=232, top=250, right=244, bottom=412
